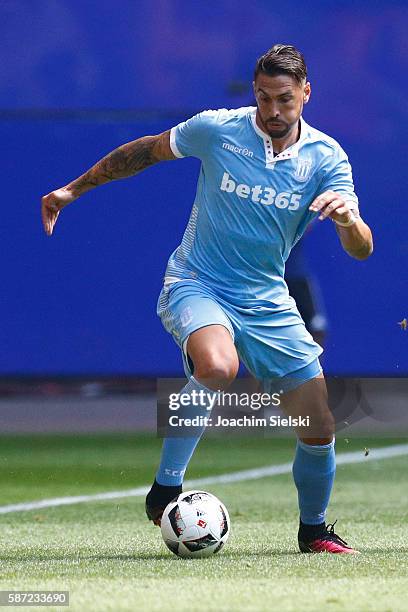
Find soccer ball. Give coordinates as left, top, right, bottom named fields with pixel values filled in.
left=160, top=490, right=230, bottom=558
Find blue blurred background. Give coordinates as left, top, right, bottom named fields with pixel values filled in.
left=1, top=0, right=407, bottom=377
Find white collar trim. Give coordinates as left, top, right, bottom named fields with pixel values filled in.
left=250, top=110, right=310, bottom=165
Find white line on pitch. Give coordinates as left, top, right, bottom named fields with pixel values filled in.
left=0, top=443, right=407, bottom=515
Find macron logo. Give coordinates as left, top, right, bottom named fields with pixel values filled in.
left=222, top=142, right=254, bottom=158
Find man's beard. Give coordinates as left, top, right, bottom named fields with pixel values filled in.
left=264, top=119, right=291, bottom=139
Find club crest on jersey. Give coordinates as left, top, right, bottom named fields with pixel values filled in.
left=294, top=158, right=312, bottom=182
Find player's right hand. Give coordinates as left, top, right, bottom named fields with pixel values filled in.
left=41, top=188, right=76, bottom=236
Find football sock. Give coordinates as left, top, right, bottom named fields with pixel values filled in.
left=298, top=519, right=326, bottom=541
left=156, top=376, right=216, bottom=486
left=146, top=479, right=182, bottom=508
left=292, top=438, right=335, bottom=526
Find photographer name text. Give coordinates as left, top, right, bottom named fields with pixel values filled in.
left=168, top=415, right=310, bottom=428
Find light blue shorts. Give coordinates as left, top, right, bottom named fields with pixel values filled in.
left=157, top=279, right=323, bottom=392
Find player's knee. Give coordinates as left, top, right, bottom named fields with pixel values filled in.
left=194, top=355, right=238, bottom=390
left=299, top=403, right=334, bottom=444
left=314, top=407, right=335, bottom=440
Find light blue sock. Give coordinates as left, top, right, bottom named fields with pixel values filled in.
left=156, top=376, right=215, bottom=486
left=292, top=439, right=336, bottom=525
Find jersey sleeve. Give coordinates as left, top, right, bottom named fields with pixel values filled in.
left=169, top=110, right=219, bottom=160
left=316, top=145, right=359, bottom=212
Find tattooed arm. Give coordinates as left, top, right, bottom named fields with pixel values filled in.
left=41, top=130, right=176, bottom=235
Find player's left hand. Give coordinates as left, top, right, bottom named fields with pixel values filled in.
left=309, top=191, right=355, bottom=225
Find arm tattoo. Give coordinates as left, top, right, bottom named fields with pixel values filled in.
left=69, top=135, right=163, bottom=196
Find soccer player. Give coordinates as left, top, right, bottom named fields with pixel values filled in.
left=41, top=45, right=373, bottom=554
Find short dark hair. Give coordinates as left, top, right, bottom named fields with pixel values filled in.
left=254, top=44, right=307, bottom=85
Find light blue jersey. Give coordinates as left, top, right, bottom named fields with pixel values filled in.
left=166, top=106, right=358, bottom=308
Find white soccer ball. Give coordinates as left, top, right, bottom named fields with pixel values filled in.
left=160, top=490, right=230, bottom=558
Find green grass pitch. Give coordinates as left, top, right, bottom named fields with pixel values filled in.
left=0, top=434, right=407, bottom=611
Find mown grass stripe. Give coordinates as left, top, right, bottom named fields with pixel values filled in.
left=0, top=443, right=407, bottom=514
